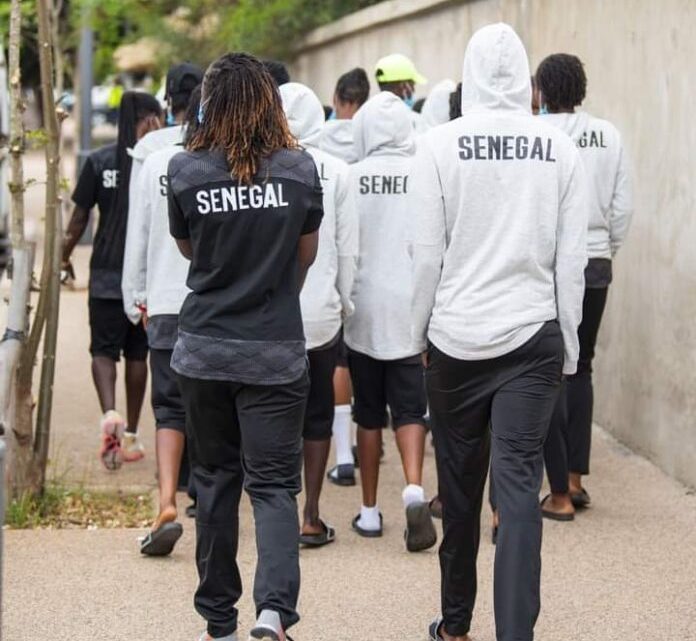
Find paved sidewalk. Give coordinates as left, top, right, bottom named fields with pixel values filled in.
left=5, top=427, right=696, bottom=641
left=4, top=150, right=696, bottom=639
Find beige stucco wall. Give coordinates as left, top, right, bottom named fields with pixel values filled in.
left=292, top=0, right=696, bottom=487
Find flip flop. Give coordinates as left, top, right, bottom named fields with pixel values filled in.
left=326, top=464, right=356, bottom=487
left=140, top=521, right=183, bottom=556
left=299, top=519, right=336, bottom=547
left=540, top=494, right=575, bottom=522
left=428, top=618, right=445, bottom=641
left=571, top=488, right=591, bottom=508
left=351, top=513, right=383, bottom=538
left=405, top=502, right=437, bottom=552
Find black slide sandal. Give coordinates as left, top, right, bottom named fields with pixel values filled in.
left=351, top=513, right=383, bottom=538
left=571, top=488, right=591, bottom=508
left=140, top=521, right=183, bottom=556
left=299, top=519, right=336, bottom=547
left=540, top=494, right=575, bottom=522
left=405, top=502, right=437, bottom=552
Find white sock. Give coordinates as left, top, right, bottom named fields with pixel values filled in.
left=402, top=484, right=426, bottom=508
left=358, top=504, right=381, bottom=531
left=333, top=405, right=353, bottom=466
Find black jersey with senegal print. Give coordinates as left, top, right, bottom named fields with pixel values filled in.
left=71, top=143, right=124, bottom=299
left=167, top=147, right=323, bottom=385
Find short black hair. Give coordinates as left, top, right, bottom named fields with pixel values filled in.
left=170, top=74, right=203, bottom=115
left=335, top=67, right=370, bottom=106
left=263, top=59, right=290, bottom=86
left=535, top=53, right=587, bottom=111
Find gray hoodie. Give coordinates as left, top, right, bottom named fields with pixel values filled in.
left=410, top=23, right=588, bottom=374
left=421, top=79, right=457, bottom=130
left=344, top=91, right=419, bottom=359
left=280, top=83, right=358, bottom=350
left=320, top=119, right=358, bottom=164
left=541, top=111, right=632, bottom=258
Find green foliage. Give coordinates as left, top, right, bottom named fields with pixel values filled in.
left=220, top=0, right=380, bottom=59
left=1, top=0, right=382, bottom=86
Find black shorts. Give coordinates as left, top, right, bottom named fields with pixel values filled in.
left=347, top=349, right=427, bottom=430
left=88, top=297, right=148, bottom=362
left=150, top=348, right=186, bottom=431
left=305, top=335, right=340, bottom=441
left=336, top=334, right=348, bottom=368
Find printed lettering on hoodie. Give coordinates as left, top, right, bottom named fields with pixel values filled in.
left=358, top=175, right=409, bottom=195
left=458, top=135, right=556, bottom=163
left=195, top=183, right=290, bottom=215
left=577, top=130, right=607, bottom=149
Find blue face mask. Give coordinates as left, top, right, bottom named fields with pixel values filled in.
left=328, top=110, right=337, bottom=121
left=166, top=110, right=176, bottom=126
left=539, top=104, right=549, bottom=115
left=403, top=94, right=416, bottom=110
left=197, top=104, right=205, bottom=124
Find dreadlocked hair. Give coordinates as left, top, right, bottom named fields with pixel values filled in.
left=535, top=53, right=587, bottom=112
left=187, top=53, right=298, bottom=185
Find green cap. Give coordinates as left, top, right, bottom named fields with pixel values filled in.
left=375, top=54, right=427, bottom=85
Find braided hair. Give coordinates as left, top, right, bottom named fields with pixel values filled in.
left=187, top=53, right=297, bottom=184
left=535, top=53, right=587, bottom=112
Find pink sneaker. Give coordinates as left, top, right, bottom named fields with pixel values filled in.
left=99, top=410, right=125, bottom=470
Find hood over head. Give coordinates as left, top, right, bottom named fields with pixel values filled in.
left=320, top=119, right=358, bottom=163
left=461, top=23, right=531, bottom=113
left=279, top=82, right=324, bottom=148
left=353, top=91, right=416, bottom=160
left=421, top=79, right=457, bottom=128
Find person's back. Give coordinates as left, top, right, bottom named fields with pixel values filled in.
left=412, top=24, right=589, bottom=641
left=169, top=145, right=321, bottom=382
left=345, top=91, right=418, bottom=359
left=280, top=82, right=357, bottom=349
left=413, top=27, right=588, bottom=368
left=541, top=111, right=630, bottom=258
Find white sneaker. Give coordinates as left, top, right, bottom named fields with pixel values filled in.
left=249, top=610, right=287, bottom=641
left=122, top=430, right=145, bottom=462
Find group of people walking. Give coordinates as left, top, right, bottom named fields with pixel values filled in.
left=62, top=21, right=632, bottom=641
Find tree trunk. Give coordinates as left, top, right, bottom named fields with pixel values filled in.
left=32, top=0, right=63, bottom=491
left=2, top=0, right=40, bottom=499
left=1, top=246, right=38, bottom=497
left=7, top=0, right=25, bottom=247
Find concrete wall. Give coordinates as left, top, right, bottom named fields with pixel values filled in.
left=292, top=0, right=696, bottom=487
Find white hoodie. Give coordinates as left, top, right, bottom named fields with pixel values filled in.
left=280, top=83, right=358, bottom=350
left=320, top=119, right=359, bottom=164
left=421, top=79, right=457, bottom=129
left=344, top=91, right=419, bottom=360
left=410, top=23, right=588, bottom=375
left=128, top=125, right=185, bottom=216
left=123, top=124, right=186, bottom=327
left=541, top=112, right=632, bottom=258
left=121, top=142, right=191, bottom=328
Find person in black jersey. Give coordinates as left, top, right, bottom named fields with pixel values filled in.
left=167, top=53, right=322, bottom=641
left=63, top=91, right=162, bottom=470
